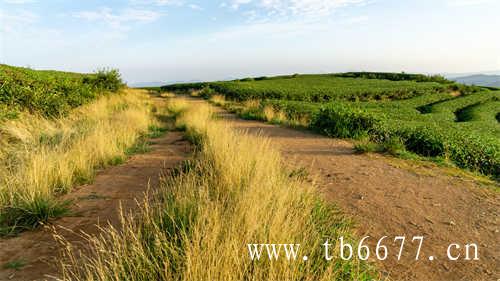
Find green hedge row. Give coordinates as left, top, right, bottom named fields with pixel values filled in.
left=240, top=99, right=499, bottom=178
left=308, top=105, right=499, bottom=177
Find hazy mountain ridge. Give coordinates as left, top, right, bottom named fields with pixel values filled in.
left=450, top=74, right=500, bottom=88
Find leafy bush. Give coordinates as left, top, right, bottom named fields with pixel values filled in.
left=311, top=104, right=383, bottom=139
left=0, top=64, right=124, bottom=118
left=199, top=86, right=216, bottom=99
left=366, top=121, right=498, bottom=177
left=82, top=69, right=124, bottom=92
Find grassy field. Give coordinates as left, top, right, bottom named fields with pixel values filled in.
left=0, top=65, right=159, bottom=235
left=61, top=99, right=376, bottom=281
left=163, top=73, right=500, bottom=179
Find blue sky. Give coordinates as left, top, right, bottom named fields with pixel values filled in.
left=1, top=0, right=499, bottom=83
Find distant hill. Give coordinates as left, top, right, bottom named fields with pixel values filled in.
left=450, top=74, right=500, bottom=88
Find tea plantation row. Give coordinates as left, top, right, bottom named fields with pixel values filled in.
left=262, top=92, right=500, bottom=178
left=163, top=73, right=499, bottom=178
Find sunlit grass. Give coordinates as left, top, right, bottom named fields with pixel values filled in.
left=61, top=99, right=376, bottom=281
left=0, top=89, right=156, bottom=235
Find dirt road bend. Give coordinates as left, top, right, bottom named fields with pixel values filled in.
left=0, top=99, right=191, bottom=281
left=204, top=99, right=499, bottom=281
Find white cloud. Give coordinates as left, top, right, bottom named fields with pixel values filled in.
left=228, top=0, right=252, bottom=10
left=73, top=7, right=162, bottom=29
left=188, top=4, right=203, bottom=10
left=226, top=0, right=367, bottom=19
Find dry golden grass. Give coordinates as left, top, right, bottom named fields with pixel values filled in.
left=190, top=89, right=202, bottom=97
left=160, top=92, right=176, bottom=98
left=242, top=99, right=261, bottom=111
left=0, top=89, right=156, bottom=234
left=61, top=98, right=375, bottom=281
left=207, top=95, right=311, bottom=128
left=263, top=105, right=287, bottom=124
left=209, top=94, right=227, bottom=106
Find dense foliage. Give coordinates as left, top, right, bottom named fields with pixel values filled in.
left=311, top=104, right=382, bottom=139
left=161, top=82, right=208, bottom=92
left=0, top=64, right=124, bottom=118
left=165, top=73, right=500, bottom=178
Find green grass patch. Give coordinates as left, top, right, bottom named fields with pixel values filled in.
left=3, top=259, right=27, bottom=270
left=0, top=197, right=70, bottom=236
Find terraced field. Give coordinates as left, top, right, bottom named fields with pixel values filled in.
left=163, top=74, right=500, bottom=178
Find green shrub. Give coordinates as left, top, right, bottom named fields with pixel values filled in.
left=311, top=104, right=382, bottom=139
left=82, top=69, right=124, bottom=92
left=199, top=86, right=216, bottom=99
left=0, top=64, right=124, bottom=118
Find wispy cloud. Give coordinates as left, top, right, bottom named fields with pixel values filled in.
left=188, top=4, right=203, bottom=10
left=223, top=0, right=252, bottom=10
left=224, top=0, right=368, bottom=19
left=73, top=7, right=162, bottom=29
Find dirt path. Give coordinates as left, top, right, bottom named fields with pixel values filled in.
left=0, top=109, right=191, bottom=280
left=209, top=101, right=499, bottom=281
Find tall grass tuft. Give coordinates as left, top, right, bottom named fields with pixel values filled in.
left=61, top=99, right=376, bottom=281
left=0, top=90, right=156, bottom=235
